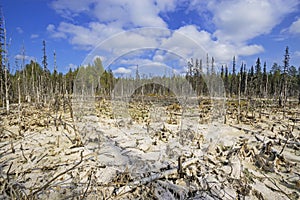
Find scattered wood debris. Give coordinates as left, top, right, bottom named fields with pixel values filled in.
left=0, top=98, right=299, bottom=199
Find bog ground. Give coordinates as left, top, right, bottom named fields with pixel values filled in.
left=0, top=97, right=300, bottom=199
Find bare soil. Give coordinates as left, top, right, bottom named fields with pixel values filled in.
left=0, top=97, right=299, bottom=199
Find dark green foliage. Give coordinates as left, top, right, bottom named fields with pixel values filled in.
left=185, top=47, right=299, bottom=104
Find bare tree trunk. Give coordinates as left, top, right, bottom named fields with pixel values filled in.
left=4, top=63, right=9, bottom=114
left=17, top=76, right=22, bottom=135
left=32, top=61, right=36, bottom=103
left=244, top=72, right=248, bottom=95
left=237, top=74, right=241, bottom=124
left=21, top=44, right=28, bottom=102
left=0, top=71, right=3, bottom=109
left=4, top=25, right=9, bottom=114
left=37, top=75, right=41, bottom=104
left=265, top=75, right=268, bottom=98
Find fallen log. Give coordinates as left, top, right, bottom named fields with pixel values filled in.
left=113, top=157, right=199, bottom=196
left=229, top=124, right=262, bottom=135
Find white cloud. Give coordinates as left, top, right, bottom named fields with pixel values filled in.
left=66, top=63, right=78, bottom=70
left=206, top=0, right=299, bottom=43
left=75, top=25, right=265, bottom=73
left=93, top=0, right=167, bottom=28
left=113, top=67, right=132, bottom=74
left=31, top=34, right=39, bottom=39
left=136, top=62, right=176, bottom=77
left=48, top=0, right=293, bottom=70
left=119, top=58, right=153, bottom=66
left=288, top=18, right=300, bottom=34
left=47, top=24, right=67, bottom=39
left=50, top=0, right=94, bottom=19
left=47, top=24, right=55, bottom=31
left=16, top=27, right=23, bottom=34
left=14, top=54, right=35, bottom=61
left=93, top=55, right=106, bottom=63
left=51, top=0, right=168, bottom=28
left=238, top=45, right=264, bottom=56
left=162, top=25, right=264, bottom=64
left=155, top=0, right=177, bottom=12
left=47, top=22, right=124, bottom=50
left=294, top=51, right=300, bottom=57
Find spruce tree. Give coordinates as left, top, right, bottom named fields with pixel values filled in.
left=255, top=57, right=262, bottom=97
left=282, top=46, right=290, bottom=106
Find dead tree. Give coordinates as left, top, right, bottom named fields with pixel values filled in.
left=1, top=11, right=9, bottom=114
left=0, top=9, right=5, bottom=109
left=42, top=40, right=49, bottom=104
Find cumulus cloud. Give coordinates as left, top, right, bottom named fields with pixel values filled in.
left=288, top=18, right=300, bottom=34
left=47, top=24, right=67, bottom=39
left=207, top=0, right=299, bottom=43
left=94, top=0, right=167, bottom=28
left=51, top=0, right=168, bottom=28
left=48, top=0, right=296, bottom=69
left=166, top=25, right=264, bottom=63
left=113, top=67, right=132, bottom=74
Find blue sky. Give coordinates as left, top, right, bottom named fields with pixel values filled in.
left=2, top=0, right=300, bottom=75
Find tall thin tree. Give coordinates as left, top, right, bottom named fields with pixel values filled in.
left=1, top=10, right=9, bottom=113
left=42, top=40, right=48, bottom=103
left=0, top=9, right=5, bottom=108
left=282, top=46, right=290, bottom=106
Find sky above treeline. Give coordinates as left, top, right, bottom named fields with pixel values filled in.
left=2, top=0, right=300, bottom=75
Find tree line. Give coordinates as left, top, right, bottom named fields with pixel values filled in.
left=1, top=43, right=300, bottom=115
left=185, top=46, right=300, bottom=106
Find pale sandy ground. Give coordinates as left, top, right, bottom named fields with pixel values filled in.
left=0, top=100, right=299, bottom=199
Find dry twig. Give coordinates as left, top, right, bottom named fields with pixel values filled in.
left=31, top=150, right=84, bottom=197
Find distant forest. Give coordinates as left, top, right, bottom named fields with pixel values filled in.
left=1, top=13, right=300, bottom=114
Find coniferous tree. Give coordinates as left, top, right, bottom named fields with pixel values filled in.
left=270, top=63, right=281, bottom=99
left=230, top=56, right=236, bottom=96
left=224, top=65, right=229, bottom=95
left=281, top=46, right=290, bottom=106
left=240, top=62, right=246, bottom=96
left=288, top=65, right=297, bottom=97
left=247, top=65, right=255, bottom=97
left=221, top=65, right=224, bottom=79
left=255, top=57, right=262, bottom=97
left=243, top=64, right=248, bottom=95
left=263, top=62, right=268, bottom=97
left=206, top=53, right=209, bottom=75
